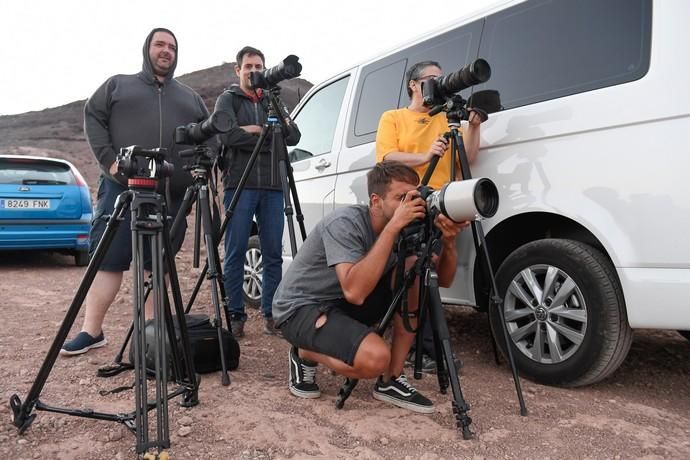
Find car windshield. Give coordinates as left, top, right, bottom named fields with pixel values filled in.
left=0, top=158, right=75, bottom=185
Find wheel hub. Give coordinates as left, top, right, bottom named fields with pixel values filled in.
left=535, top=306, right=548, bottom=321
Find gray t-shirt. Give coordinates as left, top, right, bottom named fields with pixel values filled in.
left=272, top=204, right=394, bottom=326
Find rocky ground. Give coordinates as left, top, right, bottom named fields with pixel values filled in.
left=1, top=70, right=689, bottom=460
left=1, top=247, right=689, bottom=459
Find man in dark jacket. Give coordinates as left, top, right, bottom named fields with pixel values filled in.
left=214, top=46, right=301, bottom=338
left=61, top=28, right=209, bottom=356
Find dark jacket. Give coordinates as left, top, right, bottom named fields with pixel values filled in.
left=214, top=85, right=301, bottom=191
left=84, top=28, right=209, bottom=200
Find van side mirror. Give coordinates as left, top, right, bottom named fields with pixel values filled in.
left=289, top=148, right=313, bottom=163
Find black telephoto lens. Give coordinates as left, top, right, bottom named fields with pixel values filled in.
left=439, top=58, right=491, bottom=96
left=176, top=111, right=232, bottom=145
left=251, top=55, right=302, bottom=89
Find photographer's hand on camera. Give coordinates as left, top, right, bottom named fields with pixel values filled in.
left=431, top=214, right=467, bottom=287
left=388, top=190, right=426, bottom=234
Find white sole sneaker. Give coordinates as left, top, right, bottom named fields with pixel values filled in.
left=59, top=337, right=107, bottom=356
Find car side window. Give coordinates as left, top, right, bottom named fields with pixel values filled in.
left=289, top=76, right=350, bottom=163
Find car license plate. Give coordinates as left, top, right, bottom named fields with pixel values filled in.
left=0, top=199, right=52, bottom=209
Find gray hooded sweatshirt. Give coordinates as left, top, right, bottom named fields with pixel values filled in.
left=84, top=27, right=209, bottom=199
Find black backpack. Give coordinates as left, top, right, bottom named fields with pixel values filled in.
left=132, top=314, right=240, bottom=378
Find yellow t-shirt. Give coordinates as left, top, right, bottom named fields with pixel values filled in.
left=375, top=108, right=459, bottom=190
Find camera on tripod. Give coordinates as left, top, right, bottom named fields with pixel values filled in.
left=116, top=146, right=174, bottom=180
left=249, top=55, right=302, bottom=90
left=401, top=180, right=499, bottom=250
left=174, top=110, right=233, bottom=146
left=422, top=59, right=491, bottom=108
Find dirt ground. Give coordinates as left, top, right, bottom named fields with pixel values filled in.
left=1, top=244, right=690, bottom=460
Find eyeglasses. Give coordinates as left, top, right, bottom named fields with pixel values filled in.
left=415, top=74, right=442, bottom=82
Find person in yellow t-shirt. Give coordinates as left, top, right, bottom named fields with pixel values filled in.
left=376, top=60, right=483, bottom=191
left=375, top=60, right=485, bottom=373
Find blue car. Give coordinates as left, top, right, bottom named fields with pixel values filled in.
left=0, top=155, right=93, bottom=266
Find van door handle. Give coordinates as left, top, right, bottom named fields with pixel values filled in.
left=315, top=159, right=331, bottom=170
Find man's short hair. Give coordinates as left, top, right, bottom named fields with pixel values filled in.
left=236, top=46, right=265, bottom=66
left=405, top=60, right=442, bottom=98
left=367, top=161, right=420, bottom=198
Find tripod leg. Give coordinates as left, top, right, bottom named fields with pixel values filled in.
left=426, top=269, right=473, bottom=439
left=109, top=186, right=198, bottom=369
left=161, top=207, right=199, bottom=407
left=150, top=228, right=170, bottom=451
left=274, top=128, right=299, bottom=257
left=187, top=127, right=271, bottom=328
left=472, top=221, right=528, bottom=416
left=199, top=185, right=231, bottom=386
left=449, top=127, right=528, bottom=416
left=10, top=191, right=133, bottom=434
left=424, top=281, right=450, bottom=394
left=280, top=148, right=307, bottom=242
left=132, top=227, right=150, bottom=452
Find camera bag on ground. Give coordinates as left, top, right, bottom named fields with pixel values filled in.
left=130, top=313, right=240, bottom=379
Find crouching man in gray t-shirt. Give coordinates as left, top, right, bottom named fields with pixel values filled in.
left=272, top=161, right=464, bottom=413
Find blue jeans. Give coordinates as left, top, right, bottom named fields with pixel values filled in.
left=223, top=188, right=284, bottom=320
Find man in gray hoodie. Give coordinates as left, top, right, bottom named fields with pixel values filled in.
left=61, top=28, right=209, bottom=356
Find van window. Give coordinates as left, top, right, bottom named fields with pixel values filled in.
left=354, top=60, right=407, bottom=137
left=289, top=76, right=350, bottom=162
left=348, top=20, right=482, bottom=148
left=474, top=0, right=652, bottom=110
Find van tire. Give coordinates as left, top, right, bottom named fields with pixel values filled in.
left=490, top=239, right=632, bottom=387
left=242, top=235, right=262, bottom=309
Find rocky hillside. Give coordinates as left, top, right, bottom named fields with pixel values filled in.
left=0, top=64, right=312, bottom=192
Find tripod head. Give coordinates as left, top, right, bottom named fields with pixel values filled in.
left=117, top=146, right=174, bottom=189
left=179, top=145, right=216, bottom=175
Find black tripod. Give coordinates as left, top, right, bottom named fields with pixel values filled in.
left=438, top=104, right=527, bottom=417
left=336, top=221, right=474, bottom=438
left=104, top=147, right=233, bottom=386
left=10, top=147, right=199, bottom=458
left=185, top=87, right=307, bottom=323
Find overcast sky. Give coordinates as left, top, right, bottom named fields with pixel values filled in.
left=0, top=0, right=504, bottom=116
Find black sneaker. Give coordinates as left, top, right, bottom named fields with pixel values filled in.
left=373, top=374, right=434, bottom=414
left=288, top=346, right=320, bottom=398
left=405, top=352, right=438, bottom=374
left=406, top=352, right=464, bottom=375
left=230, top=319, right=245, bottom=338
left=263, top=318, right=280, bottom=336
left=60, top=331, right=107, bottom=356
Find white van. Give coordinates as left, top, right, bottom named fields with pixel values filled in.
left=282, top=0, right=690, bottom=386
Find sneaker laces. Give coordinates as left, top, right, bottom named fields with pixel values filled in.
left=301, top=362, right=317, bottom=384
left=394, top=374, right=417, bottom=393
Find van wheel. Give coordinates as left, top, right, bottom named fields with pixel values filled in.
left=489, top=239, right=632, bottom=387
left=75, top=250, right=89, bottom=267
left=678, top=331, right=690, bottom=341
left=242, top=235, right=262, bottom=309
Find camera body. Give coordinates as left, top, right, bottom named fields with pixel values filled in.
left=249, top=55, right=302, bottom=90
left=116, top=146, right=174, bottom=180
